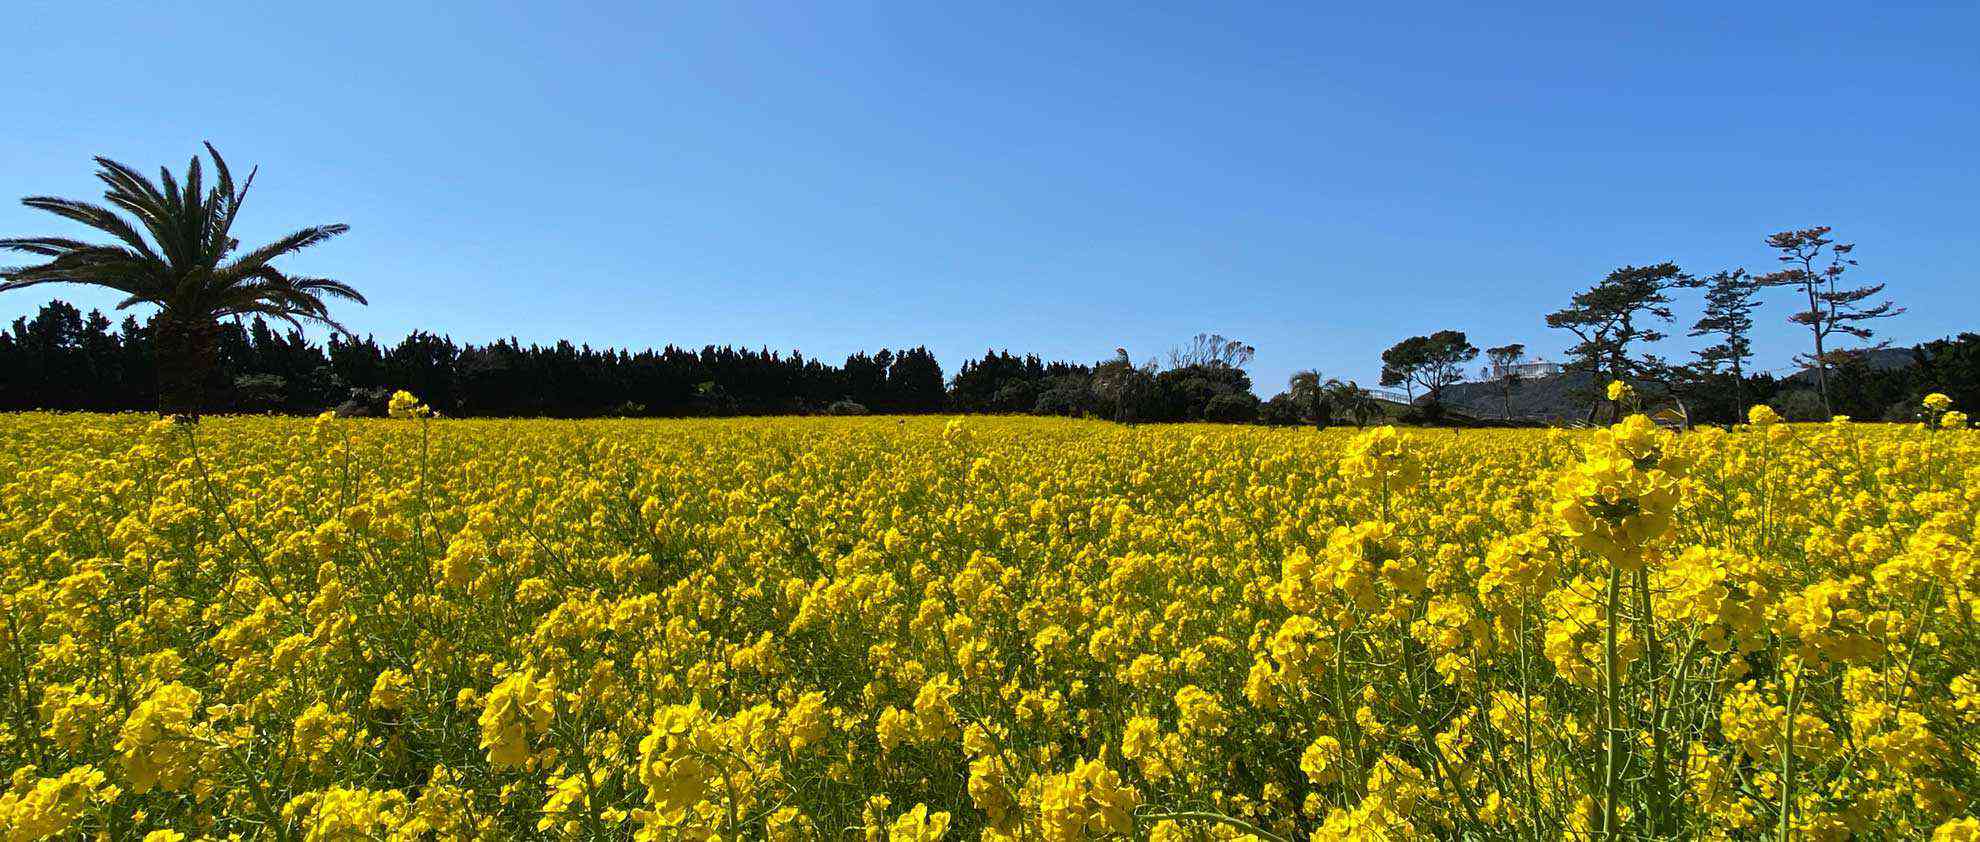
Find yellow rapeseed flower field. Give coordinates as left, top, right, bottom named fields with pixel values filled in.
left=1, top=406, right=1975, bottom=840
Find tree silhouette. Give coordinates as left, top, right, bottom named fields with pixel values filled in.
left=1380, top=330, right=1479, bottom=409
left=1091, top=349, right=1158, bottom=423
left=0, top=296, right=1961, bottom=426
left=1167, top=333, right=1255, bottom=369
left=1287, top=370, right=1331, bottom=426
left=0, top=145, right=358, bottom=415
left=1758, top=227, right=1903, bottom=417
left=1327, top=380, right=1383, bottom=427
left=1679, top=269, right=1764, bottom=418
left=1546, top=263, right=1684, bottom=421
left=1483, top=343, right=1527, bottom=420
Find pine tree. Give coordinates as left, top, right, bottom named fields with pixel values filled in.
left=1680, top=269, right=1763, bottom=417
left=1545, top=263, right=1685, bottom=421
left=1757, top=227, right=1903, bottom=417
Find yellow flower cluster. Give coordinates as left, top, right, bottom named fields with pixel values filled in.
left=385, top=389, right=431, bottom=419
left=0, top=408, right=1974, bottom=839
left=1552, top=414, right=1682, bottom=564
left=0, top=765, right=111, bottom=840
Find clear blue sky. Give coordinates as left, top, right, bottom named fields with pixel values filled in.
left=4, top=1, right=1976, bottom=394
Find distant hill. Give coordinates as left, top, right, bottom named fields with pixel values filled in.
left=1436, top=370, right=1600, bottom=422
left=1435, top=346, right=1927, bottom=422
left=1784, top=347, right=1918, bottom=383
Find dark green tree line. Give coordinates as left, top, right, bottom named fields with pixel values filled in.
left=0, top=301, right=954, bottom=417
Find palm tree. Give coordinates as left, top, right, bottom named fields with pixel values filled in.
left=1287, top=370, right=1331, bottom=427
left=1, top=144, right=359, bottom=415
left=1326, top=380, right=1383, bottom=427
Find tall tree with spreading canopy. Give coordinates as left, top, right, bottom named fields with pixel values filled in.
left=1757, top=227, right=1903, bottom=417
left=1483, top=342, right=1527, bottom=419
left=1546, top=263, right=1684, bottom=421
left=1679, top=268, right=1765, bottom=418
left=1379, top=329, right=1478, bottom=409
left=0, top=144, right=358, bottom=415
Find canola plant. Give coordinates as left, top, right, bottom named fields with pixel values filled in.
left=0, top=393, right=1975, bottom=840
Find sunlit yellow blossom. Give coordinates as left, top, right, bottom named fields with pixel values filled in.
left=0, top=765, right=108, bottom=840
left=116, top=683, right=203, bottom=793
left=478, top=668, right=557, bottom=768
left=369, top=668, right=413, bottom=710
left=0, top=412, right=1971, bottom=839
left=1037, top=758, right=1139, bottom=841
left=1552, top=414, right=1682, bottom=565
left=387, top=389, right=431, bottom=419
left=888, top=803, right=952, bottom=841
left=1341, top=425, right=1422, bottom=492
left=282, top=786, right=410, bottom=842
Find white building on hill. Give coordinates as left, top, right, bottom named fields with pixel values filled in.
left=1478, top=356, right=1565, bottom=382
left=1509, top=358, right=1564, bottom=378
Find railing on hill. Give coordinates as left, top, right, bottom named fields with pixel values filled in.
left=1367, top=388, right=1415, bottom=404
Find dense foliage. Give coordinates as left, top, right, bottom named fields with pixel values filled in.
left=0, top=301, right=1265, bottom=423
left=0, top=403, right=1975, bottom=838
left=0, top=300, right=948, bottom=418
left=8, top=299, right=1974, bottom=426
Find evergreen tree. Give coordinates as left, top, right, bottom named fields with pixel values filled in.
left=1680, top=269, right=1764, bottom=418
left=1483, top=343, right=1526, bottom=420
left=1546, top=263, right=1685, bottom=420
left=1758, top=227, right=1904, bottom=417
left=1379, top=330, right=1479, bottom=410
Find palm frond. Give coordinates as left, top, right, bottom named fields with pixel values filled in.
left=222, top=303, right=308, bottom=332
left=215, top=224, right=350, bottom=282
left=0, top=236, right=97, bottom=256
left=289, top=276, right=368, bottom=305
left=1, top=255, right=156, bottom=298
left=94, top=158, right=186, bottom=267
left=182, top=154, right=202, bottom=221
left=18, top=196, right=161, bottom=260
left=219, top=272, right=328, bottom=309
left=179, top=154, right=209, bottom=264
left=92, top=157, right=167, bottom=209
left=156, top=164, right=181, bottom=219
left=201, top=143, right=254, bottom=263
left=8, top=147, right=361, bottom=343
left=226, top=269, right=367, bottom=331
left=112, top=292, right=167, bottom=311
left=2, top=245, right=156, bottom=285
left=207, top=143, right=235, bottom=212
left=0, top=276, right=65, bottom=293
left=219, top=295, right=355, bottom=337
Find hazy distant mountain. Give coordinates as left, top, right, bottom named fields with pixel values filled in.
left=1435, top=346, right=1925, bottom=421
left=1437, top=370, right=1600, bottom=421
left=1784, top=347, right=1918, bottom=383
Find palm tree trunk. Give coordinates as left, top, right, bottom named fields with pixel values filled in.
left=153, top=313, right=218, bottom=417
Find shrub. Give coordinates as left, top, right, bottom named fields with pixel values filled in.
left=826, top=400, right=869, bottom=416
